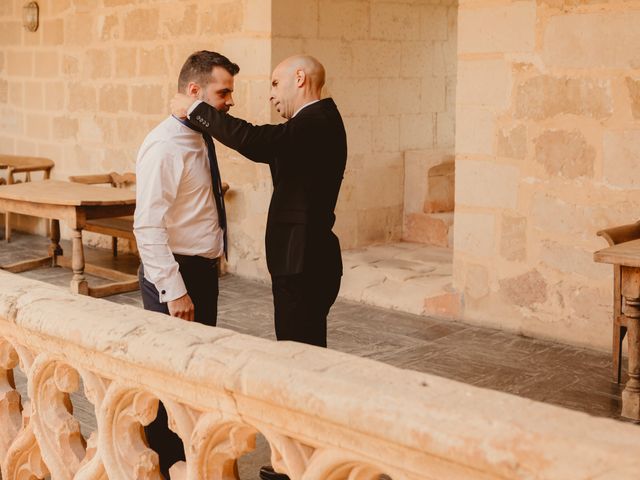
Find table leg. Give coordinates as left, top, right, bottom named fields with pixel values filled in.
left=3, top=212, right=9, bottom=243
left=70, top=228, right=88, bottom=295
left=48, top=220, right=63, bottom=264
left=621, top=266, right=640, bottom=420
left=5, top=167, right=13, bottom=243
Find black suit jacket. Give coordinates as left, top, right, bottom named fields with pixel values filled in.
left=189, top=98, right=347, bottom=277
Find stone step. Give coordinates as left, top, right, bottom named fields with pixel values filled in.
left=403, top=212, right=454, bottom=248
left=340, top=242, right=460, bottom=319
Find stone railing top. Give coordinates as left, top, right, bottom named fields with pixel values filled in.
left=1, top=270, right=640, bottom=479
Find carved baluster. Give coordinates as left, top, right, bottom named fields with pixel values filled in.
left=75, top=370, right=110, bottom=480
left=2, top=345, right=48, bottom=480
left=29, top=356, right=86, bottom=480
left=13, top=345, right=35, bottom=375
left=2, top=421, right=49, bottom=480
left=0, top=338, right=22, bottom=459
left=161, top=400, right=200, bottom=478
left=262, top=429, right=315, bottom=480
left=98, top=384, right=162, bottom=479
left=188, top=413, right=257, bottom=480
left=302, top=450, right=388, bottom=480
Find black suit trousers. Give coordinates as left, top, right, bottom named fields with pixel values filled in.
left=271, top=268, right=341, bottom=348
left=138, top=254, right=219, bottom=477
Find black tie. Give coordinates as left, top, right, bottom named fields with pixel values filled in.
left=202, top=133, right=227, bottom=259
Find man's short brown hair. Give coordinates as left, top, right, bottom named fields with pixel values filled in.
left=178, top=50, right=240, bottom=91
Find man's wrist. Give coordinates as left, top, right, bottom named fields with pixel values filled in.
left=187, top=100, right=203, bottom=118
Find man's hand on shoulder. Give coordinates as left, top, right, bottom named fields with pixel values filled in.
left=168, top=293, right=195, bottom=321
left=171, top=93, right=197, bottom=119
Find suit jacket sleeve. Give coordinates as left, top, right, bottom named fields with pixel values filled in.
left=188, top=101, right=286, bottom=165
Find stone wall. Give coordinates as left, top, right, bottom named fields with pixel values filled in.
left=454, top=0, right=640, bottom=349
left=0, top=0, right=274, bottom=278
left=0, top=0, right=457, bottom=278
left=271, top=0, right=457, bottom=249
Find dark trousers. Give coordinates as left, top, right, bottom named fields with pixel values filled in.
left=139, top=254, right=219, bottom=477
left=271, top=269, right=341, bottom=348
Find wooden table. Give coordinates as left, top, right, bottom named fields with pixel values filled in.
left=594, top=239, right=640, bottom=420
left=0, top=180, right=138, bottom=298
left=0, top=155, right=55, bottom=242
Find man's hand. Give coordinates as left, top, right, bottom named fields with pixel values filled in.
left=168, top=293, right=195, bottom=321
left=171, top=93, right=196, bottom=119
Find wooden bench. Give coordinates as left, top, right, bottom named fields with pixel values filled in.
left=68, top=172, right=136, bottom=256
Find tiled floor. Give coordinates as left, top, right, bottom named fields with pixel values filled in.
left=0, top=230, right=635, bottom=478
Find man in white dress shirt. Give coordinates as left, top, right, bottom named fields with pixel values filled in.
left=133, top=50, right=238, bottom=477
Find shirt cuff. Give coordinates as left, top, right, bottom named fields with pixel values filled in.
left=154, top=275, right=187, bottom=304
left=187, top=100, right=203, bottom=118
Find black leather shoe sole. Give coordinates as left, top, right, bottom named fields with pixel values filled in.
left=259, top=465, right=291, bottom=480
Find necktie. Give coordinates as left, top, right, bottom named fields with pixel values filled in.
left=202, top=133, right=228, bottom=259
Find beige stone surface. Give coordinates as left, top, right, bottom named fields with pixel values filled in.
left=3, top=272, right=640, bottom=479
left=497, top=124, right=527, bottom=160
left=458, top=2, right=536, bottom=54
left=542, top=11, right=640, bottom=69
left=514, top=75, right=613, bottom=121
left=273, top=0, right=456, bottom=252
left=534, top=130, right=595, bottom=179
left=404, top=212, right=453, bottom=248
left=457, top=59, right=512, bottom=109
left=499, top=269, right=548, bottom=308
left=500, top=214, right=527, bottom=263
left=465, top=262, right=490, bottom=300
left=1, top=0, right=457, bottom=266
left=341, top=242, right=453, bottom=313
left=454, top=211, right=495, bottom=257
left=603, top=130, right=640, bottom=189
left=1, top=0, right=276, bottom=276
left=626, top=77, right=640, bottom=119
left=455, top=106, right=495, bottom=155
left=424, top=162, right=454, bottom=214
left=454, top=0, right=640, bottom=350
left=456, top=160, right=520, bottom=209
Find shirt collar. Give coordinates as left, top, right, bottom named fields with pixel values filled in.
left=292, top=99, right=320, bottom=118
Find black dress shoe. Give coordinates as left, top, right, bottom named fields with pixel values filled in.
left=259, top=465, right=290, bottom=480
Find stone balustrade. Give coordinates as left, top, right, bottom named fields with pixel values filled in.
left=0, top=270, right=640, bottom=480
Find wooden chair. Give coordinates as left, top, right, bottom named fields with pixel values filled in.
left=597, top=221, right=640, bottom=383
left=68, top=172, right=136, bottom=256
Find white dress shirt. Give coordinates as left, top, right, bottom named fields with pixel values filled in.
left=134, top=116, right=224, bottom=303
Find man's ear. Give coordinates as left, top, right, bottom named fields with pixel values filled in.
left=295, top=69, right=306, bottom=87
left=186, top=82, right=200, bottom=98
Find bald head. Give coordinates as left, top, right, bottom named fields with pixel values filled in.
left=270, top=55, right=326, bottom=119
left=277, top=55, right=326, bottom=91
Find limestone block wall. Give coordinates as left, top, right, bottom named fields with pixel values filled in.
left=454, top=0, right=640, bottom=349
left=271, top=0, right=457, bottom=249
left=0, top=0, right=273, bottom=278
